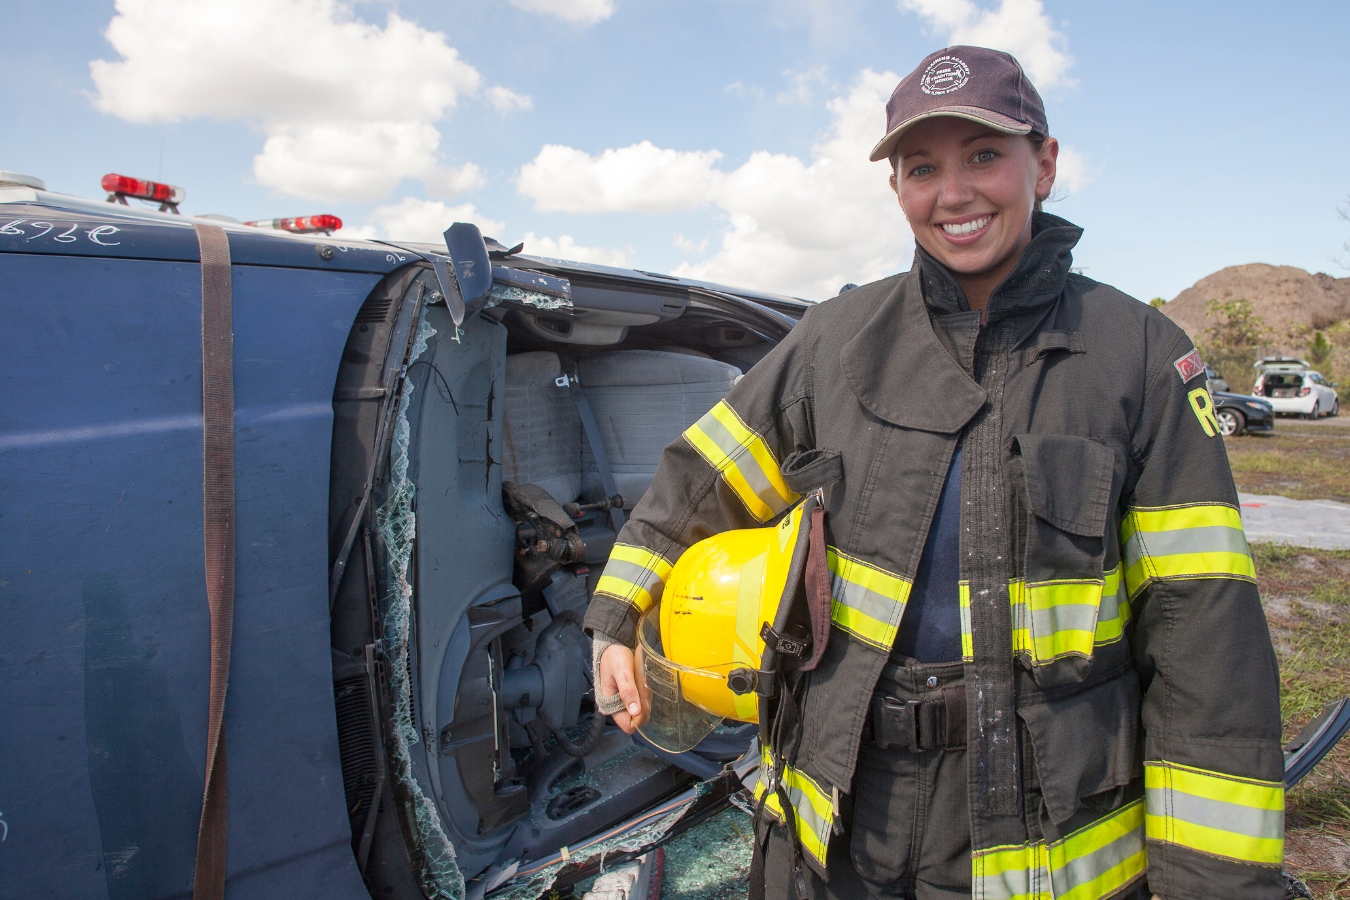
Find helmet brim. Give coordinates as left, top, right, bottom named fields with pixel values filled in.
left=635, top=607, right=729, bottom=754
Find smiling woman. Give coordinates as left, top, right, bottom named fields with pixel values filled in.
left=590, top=43, right=1287, bottom=900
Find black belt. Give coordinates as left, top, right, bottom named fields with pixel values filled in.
left=867, top=683, right=967, bottom=752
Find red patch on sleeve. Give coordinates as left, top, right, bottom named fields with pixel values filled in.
left=1174, top=349, right=1205, bottom=383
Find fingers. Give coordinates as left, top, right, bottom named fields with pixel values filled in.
left=612, top=655, right=647, bottom=728
left=600, top=643, right=648, bottom=732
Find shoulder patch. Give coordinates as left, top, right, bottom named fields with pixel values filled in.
left=1173, top=348, right=1205, bottom=383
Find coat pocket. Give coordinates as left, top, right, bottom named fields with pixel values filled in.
left=1017, top=671, right=1141, bottom=825
left=1010, top=434, right=1118, bottom=672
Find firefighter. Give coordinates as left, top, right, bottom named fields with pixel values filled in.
left=585, top=45, right=1284, bottom=900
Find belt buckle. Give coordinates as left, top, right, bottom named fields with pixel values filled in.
left=874, top=695, right=924, bottom=751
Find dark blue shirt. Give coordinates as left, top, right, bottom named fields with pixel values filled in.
left=893, top=445, right=963, bottom=663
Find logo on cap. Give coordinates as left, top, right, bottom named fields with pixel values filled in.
left=920, top=56, right=970, bottom=96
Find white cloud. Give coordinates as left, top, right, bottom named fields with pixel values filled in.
left=726, top=81, right=766, bottom=100
left=518, top=70, right=911, bottom=299
left=486, top=86, right=534, bottom=112
left=897, top=0, right=1075, bottom=89
left=346, top=199, right=630, bottom=267
left=358, top=197, right=506, bottom=243
left=89, top=0, right=518, bottom=202
left=519, top=141, right=726, bottom=214
left=776, top=66, right=830, bottom=105
left=518, top=233, right=631, bottom=267
left=674, top=234, right=709, bottom=254
left=1052, top=144, right=1090, bottom=196
left=508, top=0, right=615, bottom=25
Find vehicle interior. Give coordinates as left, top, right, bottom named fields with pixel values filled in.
left=326, top=249, right=799, bottom=898
left=1259, top=372, right=1305, bottom=397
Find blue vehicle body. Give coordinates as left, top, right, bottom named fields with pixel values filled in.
left=0, top=186, right=802, bottom=899
left=1, top=195, right=405, bottom=898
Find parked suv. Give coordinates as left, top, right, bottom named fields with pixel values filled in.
left=1252, top=357, right=1339, bottom=418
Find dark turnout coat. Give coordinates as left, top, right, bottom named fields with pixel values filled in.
left=584, top=214, right=1285, bottom=899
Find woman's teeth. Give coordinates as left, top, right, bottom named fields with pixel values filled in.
left=941, top=216, right=991, bottom=236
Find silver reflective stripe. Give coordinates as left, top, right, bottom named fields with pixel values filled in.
left=1026, top=600, right=1099, bottom=636
left=599, top=558, right=666, bottom=594
left=980, top=864, right=1040, bottom=900
left=1098, top=579, right=1125, bottom=622
left=1144, top=788, right=1284, bottom=840
left=1123, top=524, right=1249, bottom=569
left=831, top=573, right=902, bottom=627
left=695, top=410, right=779, bottom=508
left=1053, top=822, right=1145, bottom=897
left=779, top=780, right=829, bottom=847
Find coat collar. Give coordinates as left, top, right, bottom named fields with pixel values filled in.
left=916, top=212, right=1083, bottom=319
left=840, top=213, right=1082, bottom=434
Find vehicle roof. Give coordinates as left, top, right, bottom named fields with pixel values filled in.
left=1, top=187, right=812, bottom=313
left=1255, top=356, right=1310, bottom=372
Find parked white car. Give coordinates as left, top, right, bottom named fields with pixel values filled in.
left=1252, top=358, right=1340, bottom=418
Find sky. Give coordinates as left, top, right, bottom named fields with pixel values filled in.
left=3, top=0, right=1348, bottom=302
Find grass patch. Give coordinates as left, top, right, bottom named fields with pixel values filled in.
left=1252, top=543, right=1350, bottom=894
left=1225, top=426, right=1350, bottom=504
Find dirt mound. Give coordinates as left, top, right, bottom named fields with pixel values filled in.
left=1162, top=264, right=1350, bottom=349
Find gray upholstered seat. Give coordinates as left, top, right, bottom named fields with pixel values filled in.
left=501, top=352, right=583, bottom=505
left=576, top=350, right=741, bottom=509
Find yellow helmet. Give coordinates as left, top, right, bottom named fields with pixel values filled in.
left=636, top=499, right=813, bottom=753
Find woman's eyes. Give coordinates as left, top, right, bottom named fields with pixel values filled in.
left=908, top=151, right=996, bottom=176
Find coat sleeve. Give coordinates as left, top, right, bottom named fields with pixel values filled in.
left=581, top=309, right=817, bottom=648
left=1125, top=326, right=1286, bottom=900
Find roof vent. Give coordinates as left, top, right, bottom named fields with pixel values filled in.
left=0, top=171, right=45, bottom=190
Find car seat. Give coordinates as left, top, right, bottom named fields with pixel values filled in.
left=575, top=350, right=741, bottom=510
left=502, top=351, right=583, bottom=506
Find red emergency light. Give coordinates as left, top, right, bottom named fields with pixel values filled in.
left=102, top=173, right=185, bottom=213
left=244, top=215, right=342, bottom=235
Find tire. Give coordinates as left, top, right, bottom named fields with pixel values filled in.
left=1333, top=399, right=1340, bottom=417
left=1216, top=408, right=1245, bottom=436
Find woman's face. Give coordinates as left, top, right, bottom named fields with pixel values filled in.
left=890, top=117, right=1058, bottom=280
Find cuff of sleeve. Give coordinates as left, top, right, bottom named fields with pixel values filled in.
left=1146, top=841, right=1283, bottom=900
left=582, top=595, right=640, bottom=648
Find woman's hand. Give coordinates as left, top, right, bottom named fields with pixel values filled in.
left=599, top=642, right=649, bottom=733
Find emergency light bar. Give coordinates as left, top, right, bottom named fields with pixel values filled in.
left=102, top=173, right=185, bottom=213
left=244, top=215, right=342, bottom=235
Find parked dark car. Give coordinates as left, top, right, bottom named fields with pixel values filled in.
left=1213, top=390, right=1274, bottom=436
left=0, top=177, right=800, bottom=899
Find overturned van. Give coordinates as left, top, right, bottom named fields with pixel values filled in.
left=0, top=179, right=805, bottom=899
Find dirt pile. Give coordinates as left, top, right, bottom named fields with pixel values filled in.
left=1162, top=264, right=1350, bottom=349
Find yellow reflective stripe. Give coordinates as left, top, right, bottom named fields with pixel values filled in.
left=826, top=547, right=912, bottom=649
left=731, top=552, right=766, bottom=721
left=959, top=581, right=973, bottom=661
left=1094, top=565, right=1131, bottom=645
left=1144, top=761, right=1284, bottom=865
left=1009, top=578, right=1102, bottom=664
left=1120, top=503, right=1255, bottom=597
left=682, top=400, right=799, bottom=522
left=753, top=747, right=835, bottom=867
left=593, top=543, right=674, bottom=614
left=974, top=799, right=1147, bottom=900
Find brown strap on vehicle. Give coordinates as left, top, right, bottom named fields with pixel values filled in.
left=192, top=223, right=235, bottom=900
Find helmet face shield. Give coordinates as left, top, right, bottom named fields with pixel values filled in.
left=635, top=607, right=727, bottom=753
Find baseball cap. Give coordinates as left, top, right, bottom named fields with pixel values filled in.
left=868, top=46, right=1048, bottom=163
